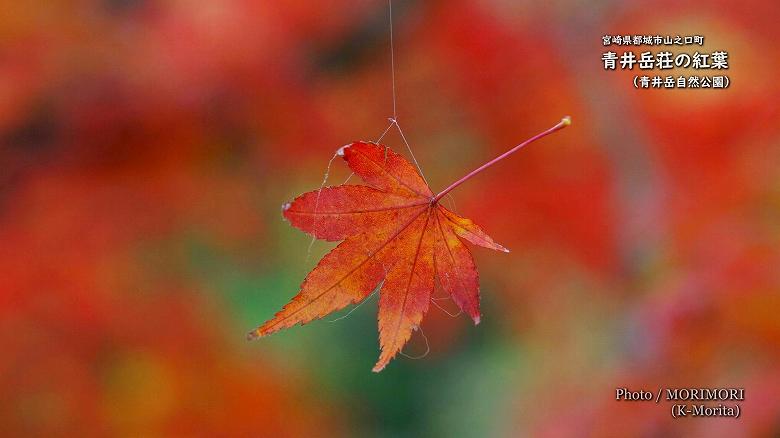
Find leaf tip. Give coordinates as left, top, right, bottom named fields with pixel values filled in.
left=561, top=115, right=572, bottom=127
left=246, top=329, right=261, bottom=341
left=473, top=315, right=481, bottom=326
left=371, top=364, right=386, bottom=373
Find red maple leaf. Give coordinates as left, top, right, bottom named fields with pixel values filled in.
left=249, top=117, right=570, bottom=372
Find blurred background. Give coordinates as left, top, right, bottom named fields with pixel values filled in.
left=1, top=0, right=779, bottom=436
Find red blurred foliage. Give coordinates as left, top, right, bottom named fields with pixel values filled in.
left=0, top=1, right=361, bottom=435
left=1, top=0, right=778, bottom=435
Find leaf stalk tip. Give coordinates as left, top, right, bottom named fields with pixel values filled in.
left=432, top=116, right=571, bottom=202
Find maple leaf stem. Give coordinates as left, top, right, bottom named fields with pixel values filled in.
left=432, top=116, right=571, bottom=203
